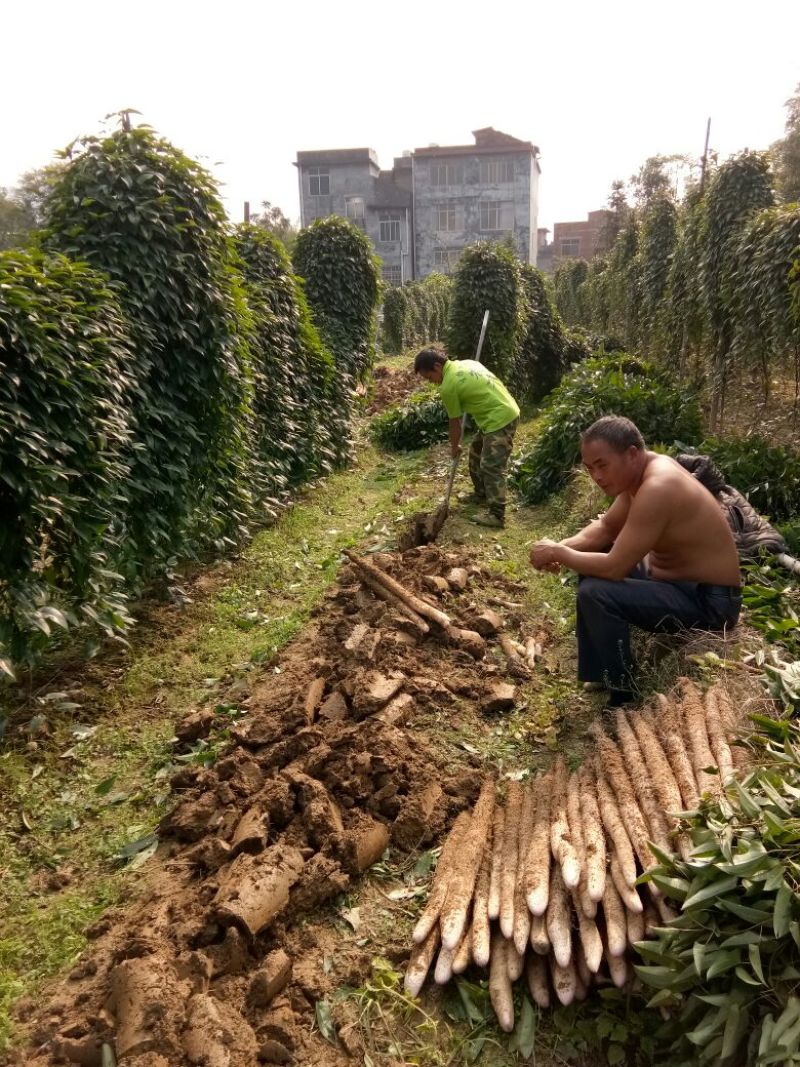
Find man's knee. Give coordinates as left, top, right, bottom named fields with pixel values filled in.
left=576, top=577, right=616, bottom=613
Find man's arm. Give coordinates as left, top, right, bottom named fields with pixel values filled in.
left=553, top=482, right=670, bottom=579
left=561, top=494, right=631, bottom=551
left=530, top=494, right=630, bottom=571
left=448, top=417, right=463, bottom=458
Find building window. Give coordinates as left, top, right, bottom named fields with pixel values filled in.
left=431, top=162, right=465, bottom=186
left=344, top=197, right=366, bottom=227
left=560, top=238, right=581, bottom=257
left=382, top=265, right=402, bottom=286
left=479, top=159, right=514, bottom=183
left=433, top=249, right=461, bottom=273
left=479, top=201, right=514, bottom=232
left=308, top=166, right=329, bottom=196
left=434, top=203, right=461, bottom=232
left=379, top=219, right=401, bottom=243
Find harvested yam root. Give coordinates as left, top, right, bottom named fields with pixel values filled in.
left=405, top=678, right=746, bottom=1031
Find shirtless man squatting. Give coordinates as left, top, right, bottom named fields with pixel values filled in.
left=529, top=415, right=742, bottom=707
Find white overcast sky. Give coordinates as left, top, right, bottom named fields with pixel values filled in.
left=2, top=0, right=798, bottom=233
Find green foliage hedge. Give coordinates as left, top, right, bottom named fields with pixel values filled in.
left=511, top=356, right=703, bottom=504
left=637, top=715, right=800, bottom=1066
left=0, top=122, right=381, bottom=675
left=0, top=251, right=136, bottom=673
left=381, top=272, right=451, bottom=355
left=43, top=124, right=255, bottom=572
left=699, top=435, right=800, bottom=524
left=446, top=242, right=522, bottom=381
left=373, top=250, right=586, bottom=453
left=368, top=389, right=448, bottom=451
left=293, top=215, right=380, bottom=383
left=234, top=225, right=336, bottom=511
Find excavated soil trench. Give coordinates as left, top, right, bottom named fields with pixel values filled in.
left=9, top=544, right=547, bottom=1067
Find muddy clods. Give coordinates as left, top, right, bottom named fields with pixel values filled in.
left=10, top=542, right=549, bottom=1066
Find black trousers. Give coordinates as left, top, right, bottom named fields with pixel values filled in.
left=576, top=566, right=742, bottom=692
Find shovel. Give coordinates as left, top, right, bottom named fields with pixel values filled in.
left=421, top=309, right=491, bottom=543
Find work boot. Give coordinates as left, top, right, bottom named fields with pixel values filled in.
left=582, top=681, right=606, bottom=693
left=457, top=490, right=487, bottom=505
left=471, top=510, right=504, bottom=529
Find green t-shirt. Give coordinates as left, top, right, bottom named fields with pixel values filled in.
left=439, top=359, right=520, bottom=433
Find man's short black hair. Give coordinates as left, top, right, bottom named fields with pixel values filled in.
left=414, top=347, right=449, bottom=374
left=581, top=415, right=645, bottom=452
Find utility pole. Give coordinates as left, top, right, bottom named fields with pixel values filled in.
left=244, top=201, right=250, bottom=224
left=699, top=118, right=711, bottom=195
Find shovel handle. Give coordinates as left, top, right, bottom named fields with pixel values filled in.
left=443, top=309, right=490, bottom=510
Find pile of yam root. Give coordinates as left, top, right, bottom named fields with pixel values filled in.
left=404, top=679, right=747, bottom=1030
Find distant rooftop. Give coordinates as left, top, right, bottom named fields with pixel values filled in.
left=413, top=127, right=539, bottom=158
left=295, top=147, right=379, bottom=168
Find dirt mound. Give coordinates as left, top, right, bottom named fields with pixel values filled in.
left=9, top=545, right=544, bottom=1066
left=366, top=365, right=418, bottom=414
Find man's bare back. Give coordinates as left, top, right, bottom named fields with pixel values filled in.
left=619, top=453, right=741, bottom=585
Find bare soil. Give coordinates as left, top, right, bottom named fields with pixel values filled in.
left=7, top=544, right=551, bottom=1066
left=366, top=365, right=418, bottom=415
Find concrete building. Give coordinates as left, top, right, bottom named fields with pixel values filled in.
left=295, top=127, right=540, bottom=283
left=295, top=147, right=413, bottom=284
left=551, top=209, right=612, bottom=264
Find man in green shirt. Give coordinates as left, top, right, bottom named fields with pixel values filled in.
left=414, top=347, right=520, bottom=528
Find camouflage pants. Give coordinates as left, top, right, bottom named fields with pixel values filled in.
left=468, top=418, right=518, bottom=518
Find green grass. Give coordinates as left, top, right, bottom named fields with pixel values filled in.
left=0, top=435, right=436, bottom=1050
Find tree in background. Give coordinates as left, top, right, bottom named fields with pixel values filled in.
left=596, top=179, right=629, bottom=255
left=771, top=82, right=800, bottom=204
left=0, top=164, right=65, bottom=249
left=252, top=201, right=297, bottom=250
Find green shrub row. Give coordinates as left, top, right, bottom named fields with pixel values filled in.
left=698, top=435, right=800, bottom=525
left=381, top=273, right=451, bottom=355
left=0, top=124, right=379, bottom=676
left=511, top=356, right=703, bottom=504
left=368, top=388, right=448, bottom=451
left=637, top=715, right=800, bottom=1066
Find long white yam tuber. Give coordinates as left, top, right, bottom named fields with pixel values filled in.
left=487, top=803, right=505, bottom=920
left=499, top=781, right=522, bottom=939
left=655, top=693, right=701, bottom=808
left=575, top=938, right=592, bottom=990
left=525, top=771, right=552, bottom=916
left=602, top=873, right=628, bottom=958
left=412, top=811, right=471, bottom=944
left=714, top=685, right=749, bottom=769
left=472, top=839, right=493, bottom=968
left=441, top=780, right=496, bottom=950
left=452, top=924, right=472, bottom=975
left=610, top=854, right=644, bottom=914
left=704, top=686, right=735, bottom=783
left=626, top=903, right=646, bottom=949
left=629, top=710, right=691, bottom=860
left=679, top=678, right=720, bottom=797
left=615, top=710, right=671, bottom=850
left=550, top=954, right=578, bottom=1006
left=506, top=939, right=525, bottom=982
left=546, top=862, right=572, bottom=968
left=578, top=766, right=606, bottom=904
left=489, top=932, right=514, bottom=1033
left=529, top=912, right=550, bottom=956
left=513, top=779, right=535, bottom=954
left=594, top=765, right=637, bottom=889
left=404, top=924, right=440, bottom=996
left=434, top=941, right=457, bottom=985
left=572, top=890, right=603, bottom=973
left=605, top=948, right=629, bottom=989
left=526, top=953, right=550, bottom=1009
left=550, top=757, right=581, bottom=889
left=566, top=770, right=596, bottom=919
left=591, top=725, right=657, bottom=878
